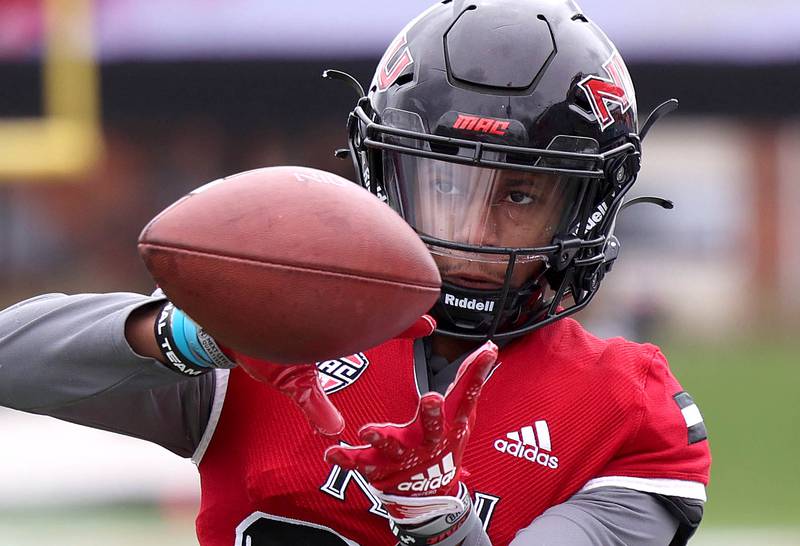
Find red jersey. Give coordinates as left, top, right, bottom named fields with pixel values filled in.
left=194, top=317, right=710, bottom=545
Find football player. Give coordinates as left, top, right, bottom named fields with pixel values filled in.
left=0, top=1, right=710, bottom=545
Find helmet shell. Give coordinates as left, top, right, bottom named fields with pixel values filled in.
left=368, top=0, right=638, bottom=151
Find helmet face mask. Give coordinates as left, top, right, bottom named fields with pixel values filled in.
left=337, top=0, right=669, bottom=341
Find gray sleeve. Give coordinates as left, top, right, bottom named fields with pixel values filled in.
left=509, top=487, right=681, bottom=546
left=0, top=292, right=215, bottom=458
left=457, top=510, right=492, bottom=546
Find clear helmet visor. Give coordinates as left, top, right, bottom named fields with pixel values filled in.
left=383, top=152, right=585, bottom=265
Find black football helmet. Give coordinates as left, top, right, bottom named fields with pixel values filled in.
left=326, top=0, right=675, bottom=341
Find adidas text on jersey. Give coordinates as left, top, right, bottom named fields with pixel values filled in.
left=494, top=422, right=559, bottom=470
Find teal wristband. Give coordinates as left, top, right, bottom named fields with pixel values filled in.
left=154, top=302, right=235, bottom=377
left=171, top=307, right=214, bottom=368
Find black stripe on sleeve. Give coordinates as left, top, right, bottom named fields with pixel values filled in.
left=673, top=391, right=707, bottom=445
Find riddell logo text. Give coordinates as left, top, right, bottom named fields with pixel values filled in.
left=494, top=439, right=559, bottom=469
left=584, top=201, right=609, bottom=232
left=444, top=294, right=495, bottom=312
left=452, top=114, right=510, bottom=136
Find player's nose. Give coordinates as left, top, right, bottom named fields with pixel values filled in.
left=452, top=206, right=491, bottom=246
left=453, top=218, right=501, bottom=248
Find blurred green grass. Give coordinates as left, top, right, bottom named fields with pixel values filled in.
left=663, top=337, right=800, bottom=527
left=0, top=504, right=198, bottom=546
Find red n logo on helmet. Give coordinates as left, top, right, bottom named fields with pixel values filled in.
left=377, top=33, right=414, bottom=92
left=577, top=52, right=635, bottom=131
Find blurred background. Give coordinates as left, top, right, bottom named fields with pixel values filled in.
left=0, top=0, right=798, bottom=544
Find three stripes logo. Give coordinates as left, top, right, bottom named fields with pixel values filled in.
left=494, top=421, right=559, bottom=469
left=397, top=452, right=456, bottom=493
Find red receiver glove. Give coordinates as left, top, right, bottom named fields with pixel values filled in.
left=233, top=353, right=345, bottom=437
left=230, top=315, right=438, bottom=439
left=324, top=339, right=498, bottom=524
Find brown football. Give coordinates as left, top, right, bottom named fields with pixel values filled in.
left=138, top=166, right=441, bottom=363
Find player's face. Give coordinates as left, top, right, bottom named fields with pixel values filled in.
left=429, top=169, right=565, bottom=289
left=387, top=154, right=571, bottom=290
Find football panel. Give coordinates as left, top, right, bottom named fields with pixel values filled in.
left=139, top=166, right=440, bottom=288
left=140, top=245, right=440, bottom=363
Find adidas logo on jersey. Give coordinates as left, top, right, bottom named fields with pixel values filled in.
left=397, top=452, right=456, bottom=492
left=494, top=421, right=559, bottom=470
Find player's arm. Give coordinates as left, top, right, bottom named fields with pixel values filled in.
left=510, top=487, right=683, bottom=545
left=124, top=298, right=165, bottom=361
left=0, top=292, right=215, bottom=457
left=382, top=487, right=688, bottom=546
left=1, top=291, right=347, bottom=448
left=382, top=486, right=686, bottom=546
left=386, top=486, right=686, bottom=546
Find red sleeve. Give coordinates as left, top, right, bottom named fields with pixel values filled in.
left=584, top=349, right=711, bottom=501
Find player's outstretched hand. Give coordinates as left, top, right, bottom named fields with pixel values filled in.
left=324, top=340, right=498, bottom=524
left=232, top=354, right=345, bottom=437
left=231, top=315, right=438, bottom=438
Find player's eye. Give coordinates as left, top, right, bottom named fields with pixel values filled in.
left=434, top=179, right=460, bottom=196
left=503, top=191, right=537, bottom=205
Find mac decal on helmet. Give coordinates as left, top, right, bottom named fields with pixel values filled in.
left=326, top=0, right=676, bottom=341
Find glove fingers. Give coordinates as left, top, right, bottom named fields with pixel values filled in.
left=325, top=445, right=387, bottom=480
left=449, top=341, right=498, bottom=391
left=359, top=425, right=407, bottom=460
left=324, top=444, right=371, bottom=471
left=299, top=378, right=346, bottom=437
left=394, top=315, right=437, bottom=340
left=269, top=365, right=345, bottom=437
left=445, top=341, right=498, bottom=424
left=419, top=392, right=446, bottom=446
